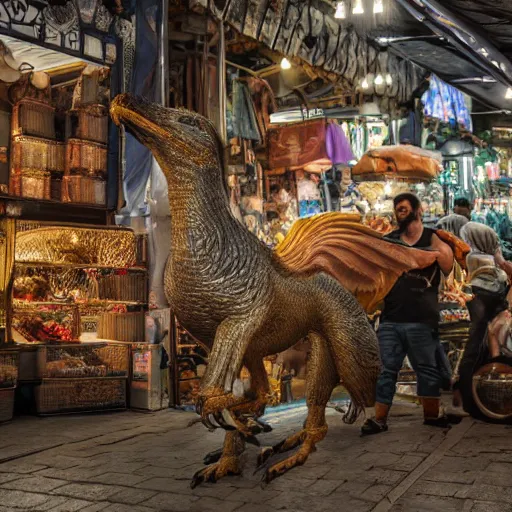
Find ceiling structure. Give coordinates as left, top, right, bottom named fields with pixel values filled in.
left=379, top=0, right=512, bottom=112
left=187, top=0, right=512, bottom=116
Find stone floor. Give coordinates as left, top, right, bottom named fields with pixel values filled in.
left=0, top=403, right=511, bottom=512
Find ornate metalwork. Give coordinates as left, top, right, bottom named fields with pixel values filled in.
left=0, top=0, right=134, bottom=67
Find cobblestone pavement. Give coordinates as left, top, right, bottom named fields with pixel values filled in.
left=0, top=403, right=511, bottom=512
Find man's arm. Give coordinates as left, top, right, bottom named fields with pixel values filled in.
left=431, top=233, right=454, bottom=276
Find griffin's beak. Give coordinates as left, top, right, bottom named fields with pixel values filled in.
left=110, top=93, right=130, bottom=127
left=110, top=94, right=169, bottom=140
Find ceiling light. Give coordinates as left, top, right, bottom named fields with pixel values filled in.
left=373, top=0, right=384, bottom=14
left=280, top=57, right=291, bottom=70
left=384, top=182, right=392, bottom=195
left=375, top=74, right=384, bottom=85
left=506, top=88, right=512, bottom=100
left=335, top=1, right=346, bottom=19
left=361, top=77, right=369, bottom=90
left=385, top=73, right=393, bottom=85
left=353, top=0, right=364, bottom=14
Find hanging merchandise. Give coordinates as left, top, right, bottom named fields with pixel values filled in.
left=267, top=119, right=328, bottom=170
left=339, top=167, right=363, bottom=214
left=422, top=75, right=472, bottom=132
left=326, top=122, right=355, bottom=165
left=297, top=171, right=323, bottom=218
left=352, top=145, right=443, bottom=182
left=399, top=110, right=422, bottom=146
left=231, top=80, right=261, bottom=143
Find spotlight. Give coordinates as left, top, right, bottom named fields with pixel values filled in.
left=361, top=77, right=369, bottom=90
left=353, top=0, right=364, bottom=14
left=506, top=87, right=512, bottom=99
left=280, top=58, right=291, bottom=70
left=385, top=73, right=393, bottom=85
left=335, top=1, right=346, bottom=19
left=375, top=74, right=384, bottom=85
left=373, top=0, right=384, bottom=14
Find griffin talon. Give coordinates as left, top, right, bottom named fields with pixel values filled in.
left=255, top=447, right=274, bottom=472
left=244, top=434, right=261, bottom=447
left=215, top=412, right=236, bottom=431
left=256, top=419, right=273, bottom=433
left=221, top=409, right=239, bottom=430
left=208, top=414, right=221, bottom=429
left=202, top=417, right=216, bottom=431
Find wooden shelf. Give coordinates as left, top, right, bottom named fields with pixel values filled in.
left=15, top=262, right=147, bottom=272
left=0, top=193, right=113, bottom=225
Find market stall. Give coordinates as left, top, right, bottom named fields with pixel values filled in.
left=0, top=7, right=170, bottom=417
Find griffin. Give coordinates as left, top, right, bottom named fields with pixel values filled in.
left=110, top=94, right=444, bottom=487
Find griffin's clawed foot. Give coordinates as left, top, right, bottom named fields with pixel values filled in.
left=191, top=456, right=242, bottom=489
left=256, top=426, right=327, bottom=485
left=203, top=448, right=223, bottom=465
left=197, top=391, right=270, bottom=442
left=260, top=440, right=316, bottom=486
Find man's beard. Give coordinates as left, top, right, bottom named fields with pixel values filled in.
left=397, top=211, right=418, bottom=232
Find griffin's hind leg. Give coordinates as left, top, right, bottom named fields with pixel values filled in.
left=191, top=431, right=245, bottom=488
left=259, top=333, right=338, bottom=484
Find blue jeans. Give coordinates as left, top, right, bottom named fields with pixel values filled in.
left=376, top=322, right=441, bottom=405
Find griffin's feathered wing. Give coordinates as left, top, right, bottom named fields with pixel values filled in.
left=275, top=213, right=447, bottom=312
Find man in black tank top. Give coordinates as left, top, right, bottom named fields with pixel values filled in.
left=362, top=193, right=455, bottom=436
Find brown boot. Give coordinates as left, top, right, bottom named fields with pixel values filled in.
left=422, top=397, right=451, bottom=428
left=361, top=402, right=390, bottom=436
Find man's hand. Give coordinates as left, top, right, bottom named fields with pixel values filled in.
left=431, top=234, right=454, bottom=276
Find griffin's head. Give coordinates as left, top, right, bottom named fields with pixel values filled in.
left=110, top=93, right=223, bottom=176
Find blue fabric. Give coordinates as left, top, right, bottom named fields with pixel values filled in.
left=376, top=323, right=441, bottom=405
left=122, top=0, right=162, bottom=216
left=422, top=75, right=472, bottom=131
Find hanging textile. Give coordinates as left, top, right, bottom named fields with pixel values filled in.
left=422, top=75, right=472, bottom=131
left=122, top=0, right=163, bottom=216
left=244, top=77, right=278, bottom=142
left=399, top=110, right=422, bottom=146
left=231, top=81, right=261, bottom=143
left=326, top=122, right=355, bottom=165
left=267, top=119, right=328, bottom=170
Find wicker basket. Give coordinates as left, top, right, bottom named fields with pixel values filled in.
left=0, top=388, right=15, bottom=423
left=68, top=105, right=108, bottom=144
left=98, top=272, right=148, bottom=303
left=61, top=175, right=106, bottom=205
left=11, top=135, right=65, bottom=174
left=12, top=99, right=56, bottom=140
left=40, top=343, right=129, bottom=379
left=0, top=350, right=19, bottom=388
left=36, top=377, right=127, bottom=414
left=98, top=312, right=145, bottom=342
left=65, top=139, right=107, bottom=177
